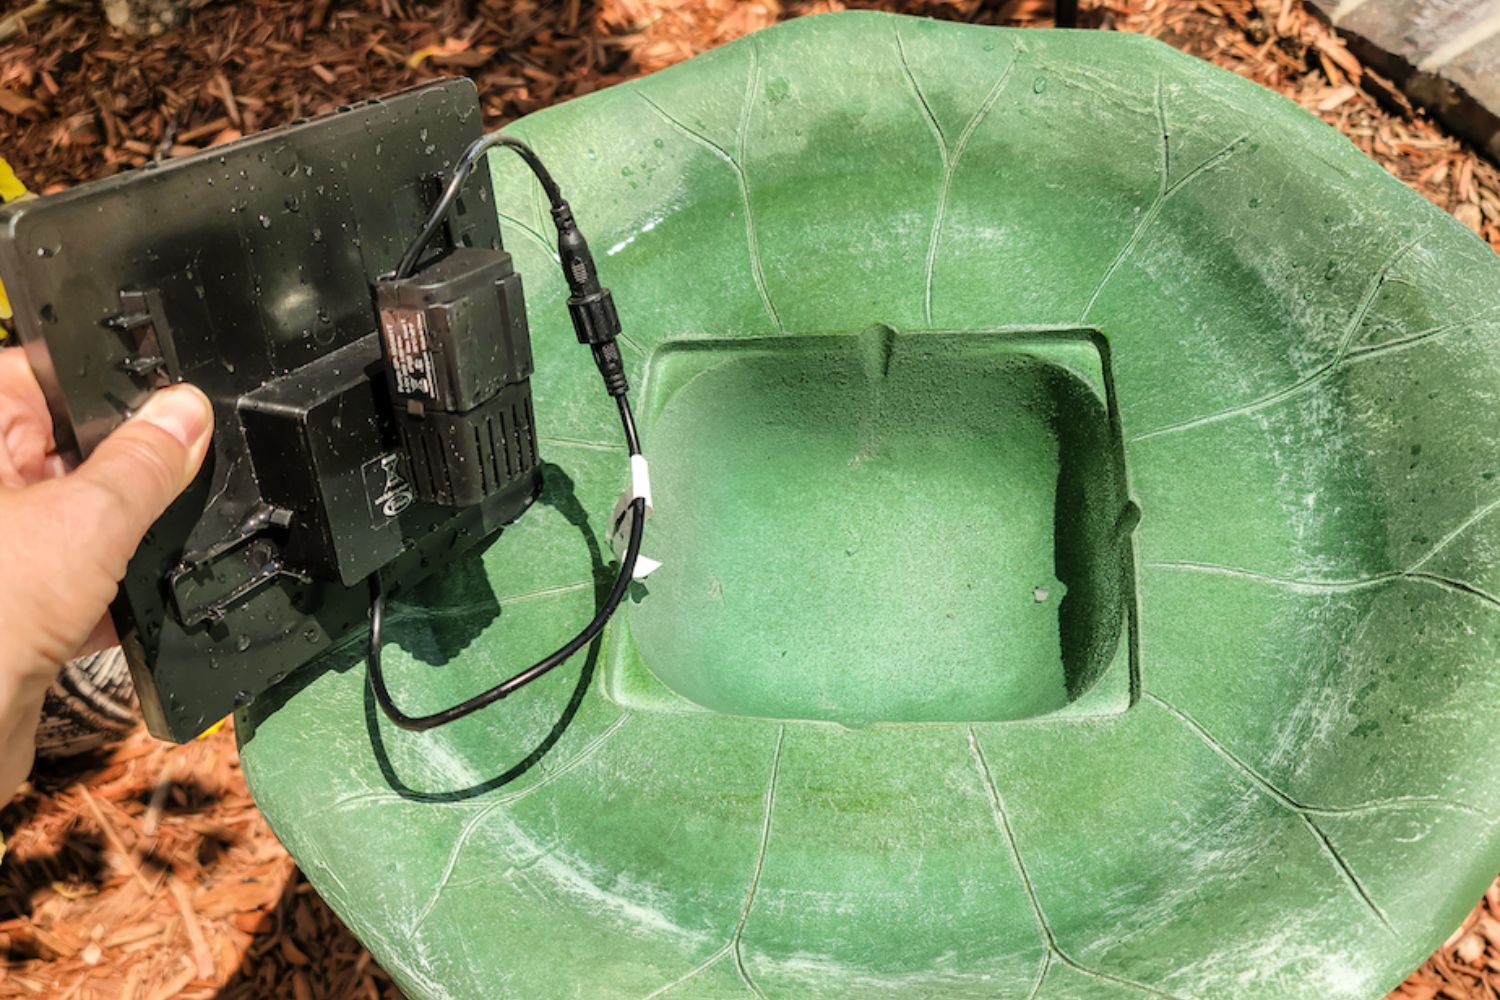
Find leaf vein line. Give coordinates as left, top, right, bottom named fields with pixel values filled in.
left=639, top=72, right=781, bottom=332
left=1148, top=495, right=1500, bottom=601
left=537, top=435, right=625, bottom=453
left=1299, top=811, right=1393, bottom=931
left=897, top=29, right=948, bottom=327
left=1024, top=953, right=1051, bottom=1000
left=644, top=725, right=783, bottom=999
left=968, top=729, right=1184, bottom=998
left=1080, top=124, right=1249, bottom=322
left=409, top=713, right=632, bottom=934
left=928, top=54, right=1015, bottom=325
left=1130, top=228, right=1440, bottom=442
left=641, top=944, right=733, bottom=1000
left=1144, top=692, right=1412, bottom=933
left=497, top=212, right=561, bottom=264
left=732, top=723, right=785, bottom=999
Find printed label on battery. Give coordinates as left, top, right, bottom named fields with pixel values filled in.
left=380, top=307, right=436, bottom=398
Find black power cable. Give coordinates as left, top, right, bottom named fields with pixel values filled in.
left=394, top=134, right=562, bottom=281
left=368, top=134, right=643, bottom=732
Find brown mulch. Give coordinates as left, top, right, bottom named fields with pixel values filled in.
left=0, top=1, right=1497, bottom=998
left=0, top=0, right=1495, bottom=251
left=1, top=722, right=402, bottom=999
left=1401, top=887, right=1500, bottom=1000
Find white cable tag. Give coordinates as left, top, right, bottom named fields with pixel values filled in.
left=610, top=454, right=660, bottom=579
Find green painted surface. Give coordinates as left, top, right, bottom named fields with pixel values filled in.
left=630, top=329, right=1133, bottom=725
left=238, top=12, right=1500, bottom=998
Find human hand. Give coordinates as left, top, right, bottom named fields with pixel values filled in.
left=0, top=347, right=212, bottom=799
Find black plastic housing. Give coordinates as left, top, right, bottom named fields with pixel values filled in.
left=376, top=247, right=538, bottom=507
left=0, top=79, right=543, bottom=741
left=395, top=385, right=538, bottom=507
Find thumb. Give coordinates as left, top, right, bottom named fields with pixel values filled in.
left=0, top=383, right=213, bottom=668
left=68, top=383, right=216, bottom=573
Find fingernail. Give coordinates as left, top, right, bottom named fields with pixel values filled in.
left=134, top=384, right=211, bottom=448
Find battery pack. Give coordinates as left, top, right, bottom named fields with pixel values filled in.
left=375, top=247, right=538, bottom=506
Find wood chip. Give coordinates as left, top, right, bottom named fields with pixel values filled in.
left=1317, top=84, right=1358, bottom=112
left=168, top=880, right=216, bottom=980
left=144, top=957, right=197, bottom=1000
left=75, top=785, right=151, bottom=894
left=0, top=87, right=36, bottom=115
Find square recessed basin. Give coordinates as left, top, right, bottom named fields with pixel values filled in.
left=612, top=326, right=1137, bottom=725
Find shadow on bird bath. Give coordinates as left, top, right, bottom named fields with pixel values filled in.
left=240, top=462, right=613, bottom=804
left=361, top=462, right=615, bottom=803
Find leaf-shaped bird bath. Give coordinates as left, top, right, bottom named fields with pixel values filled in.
left=239, top=13, right=1500, bottom=998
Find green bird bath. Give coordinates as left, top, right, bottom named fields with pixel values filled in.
left=238, top=12, right=1500, bottom=998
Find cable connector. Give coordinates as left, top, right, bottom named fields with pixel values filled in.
left=570, top=288, right=628, bottom=395
left=590, top=340, right=629, bottom=398
left=550, top=203, right=594, bottom=287
left=567, top=289, right=620, bottom=346
left=552, top=200, right=619, bottom=345
left=550, top=199, right=628, bottom=396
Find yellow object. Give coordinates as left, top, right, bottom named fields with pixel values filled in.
left=0, top=156, right=29, bottom=325
left=0, top=158, right=25, bottom=203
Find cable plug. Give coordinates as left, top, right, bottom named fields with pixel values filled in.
left=552, top=201, right=628, bottom=396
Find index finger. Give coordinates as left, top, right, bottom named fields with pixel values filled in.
left=0, top=346, right=54, bottom=430
left=0, top=346, right=59, bottom=486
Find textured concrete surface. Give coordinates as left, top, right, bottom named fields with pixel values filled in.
left=1308, top=0, right=1500, bottom=159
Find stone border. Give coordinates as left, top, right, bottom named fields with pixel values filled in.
left=1306, top=0, right=1500, bottom=162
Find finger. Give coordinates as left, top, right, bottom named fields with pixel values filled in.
left=0, top=347, right=51, bottom=427
left=65, top=383, right=215, bottom=580
left=0, top=694, right=44, bottom=804
left=0, top=383, right=212, bottom=672
left=0, top=347, right=56, bottom=486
